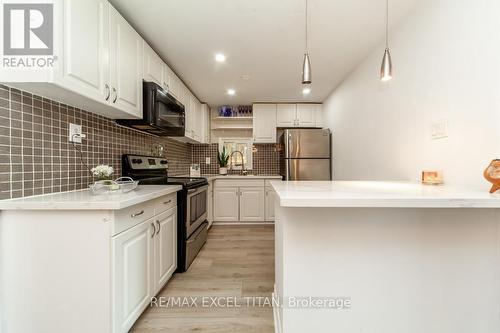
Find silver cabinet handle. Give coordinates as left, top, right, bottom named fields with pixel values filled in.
left=155, top=220, right=161, bottom=235
left=104, top=84, right=110, bottom=101
left=163, top=199, right=172, bottom=205
left=150, top=223, right=156, bottom=238
left=112, top=87, right=117, bottom=103
left=131, top=210, right=144, bottom=218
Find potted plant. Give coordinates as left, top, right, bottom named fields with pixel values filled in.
left=217, top=147, right=229, bottom=175
left=91, top=164, right=115, bottom=184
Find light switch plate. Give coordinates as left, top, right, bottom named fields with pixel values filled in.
left=431, top=120, right=448, bottom=140
left=69, top=123, right=82, bottom=143
left=206, top=157, right=210, bottom=165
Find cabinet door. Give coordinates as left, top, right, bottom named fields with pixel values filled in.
left=61, top=0, right=108, bottom=103
left=213, top=187, right=239, bottom=221
left=296, top=104, right=317, bottom=127
left=253, top=104, right=277, bottom=143
left=239, top=187, right=265, bottom=222
left=112, top=220, right=153, bottom=333
left=109, top=5, right=143, bottom=118
left=314, top=104, right=323, bottom=128
left=153, top=207, right=177, bottom=294
left=276, top=104, right=297, bottom=127
left=207, top=181, right=213, bottom=227
left=143, top=42, right=164, bottom=87
left=186, top=93, right=197, bottom=140
left=265, top=187, right=276, bottom=221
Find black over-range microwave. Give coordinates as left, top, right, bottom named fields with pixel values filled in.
left=116, top=81, right=185, bottom=136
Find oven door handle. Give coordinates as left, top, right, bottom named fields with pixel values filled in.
left=187, top=185, right=208, bottom=195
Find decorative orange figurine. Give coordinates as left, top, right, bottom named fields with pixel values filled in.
left=484, top=159, right=500, bottom=193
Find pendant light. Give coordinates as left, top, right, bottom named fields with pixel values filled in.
left=380, top=0, right=393, bottom=81
left=301, top=0, right=312, bottom=84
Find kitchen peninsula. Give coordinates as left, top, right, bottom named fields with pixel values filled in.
left=271, top=181, right=500, bottom=333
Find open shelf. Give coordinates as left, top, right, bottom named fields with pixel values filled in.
left=211, top=126, right=253, bottom=130
left=213, top=116, right=253, bottom=120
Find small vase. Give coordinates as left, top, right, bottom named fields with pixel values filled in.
left=219, top=167, right=228, bottom=175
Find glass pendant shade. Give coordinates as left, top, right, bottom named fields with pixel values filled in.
left=380, top=48, right=392, bottom=82
left=302, top=52, right=312, bottom=84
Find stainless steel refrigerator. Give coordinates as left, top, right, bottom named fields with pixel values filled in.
left=280, top=128, right=332, bottom=180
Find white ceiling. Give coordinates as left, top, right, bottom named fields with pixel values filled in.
left=110, top=0, right=417, bottom=106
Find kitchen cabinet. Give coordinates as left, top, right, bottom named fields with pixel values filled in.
left=213, top=179, right=276, bottom=223
left=214, top=187, right=239, bottom=221
left=4, top=0, right=144, bottom=119
left=276, top=103, right=322, bottom=128
left=207, top=180, right=214, bottom=227
left=109, top=4, right=143, bottom=118
left=143, top=42, right=165, bottom=87
left=112, top=218, right=153, bottom=333
left=296, top=104, right=317, bottom=127
left=265, top=187, right=276, bottom=221
left=253, top=104, right=277, bottom=143
left=239, top=187, right=265, bottom=221
left=276, top=104, right=297, bottom=127
left=112, top=194, right=177, bottom=333
left=153, top=207, right=177, bottom=295
left=59, top=0, right=109, bottom=106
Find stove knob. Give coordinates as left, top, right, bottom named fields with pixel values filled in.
left=160, top=160, right=168, bottom=165
left=132, top=158, right=143, bottom=164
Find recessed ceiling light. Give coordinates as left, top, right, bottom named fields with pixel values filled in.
left=227, top=89, right=236, bottom=95
left=302, top=87, right=311, bottom=95
left=215, top=53, right=226, bottom=62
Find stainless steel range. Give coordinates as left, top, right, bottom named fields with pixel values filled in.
left=122, top=154, right=208, bottom=272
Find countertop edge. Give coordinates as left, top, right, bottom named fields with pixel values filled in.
left=0, top=185, right=182, bottom=211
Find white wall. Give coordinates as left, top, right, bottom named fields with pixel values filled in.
left=323, top=0, right=500, bottom=189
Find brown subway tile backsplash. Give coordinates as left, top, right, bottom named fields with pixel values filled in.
left=0, top=85, right=191, bottom=200
left=191, top=143, right=280, bottom=175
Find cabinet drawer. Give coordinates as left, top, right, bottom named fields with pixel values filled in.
left=153, top=193, right=177, bottom=215
left=113, top=201, right=155, bottom=236
left=215, top=179, right=264, bottom=187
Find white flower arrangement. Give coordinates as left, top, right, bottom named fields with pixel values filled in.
left=91, top=164, right=114, bottom=180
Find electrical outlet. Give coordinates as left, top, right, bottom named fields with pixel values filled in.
left=206, top=157, right=210, bottom=165
left=431, top=120, right=448, bottom=140
left=69, top=123, right=82, bottom=143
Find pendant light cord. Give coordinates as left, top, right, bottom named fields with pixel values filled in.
left=305, top=0, right=308, bottom=52
left=385, top=0, right=389, bottom=49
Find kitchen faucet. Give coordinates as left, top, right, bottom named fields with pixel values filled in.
left=229, top=150, right=248, bottom=175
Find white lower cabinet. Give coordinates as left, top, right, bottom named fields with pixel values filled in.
left=112, top=194, right=177, bottom=333
left=153, top=207, right=177, bottom=295
left=207, top=180, right=214, bottom=227
left=213, top=180, right=275, bottom=223
left=265, top=187, right=276, bottom=221
left=213, top=187, right=239, bottom=221
left=112, top=219, right=153, bottom=333
left=239, top=187, right=265, bottom=221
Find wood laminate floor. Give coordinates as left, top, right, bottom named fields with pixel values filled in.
left=130, top=225, right=275, bottom=333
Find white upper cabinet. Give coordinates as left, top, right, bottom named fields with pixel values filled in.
left=143, top=42, right=164, bottom=87
left=275, top=103, right=322, bottom=128
left=253, top=104, right=277, bottom=143
left=296, top=104, right=317, bottom=127
left=60, top=0, right=109, bottom=104
left=109, top=5, right=143, bottom=118
left=276, top=104, right=297, bottom=127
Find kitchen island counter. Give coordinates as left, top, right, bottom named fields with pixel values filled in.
left=271, top=181, right=500, bottom=333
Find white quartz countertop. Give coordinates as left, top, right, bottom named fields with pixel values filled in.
left=203, top=174, right=282, bottom=181
left=0, top=185, right=182, bottom=210
left=270, top=181, right=500, bottom=208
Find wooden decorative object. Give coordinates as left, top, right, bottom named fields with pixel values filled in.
left=484, top=159, right=500, bottom=193
left=421, top=170, right=443, bottom=185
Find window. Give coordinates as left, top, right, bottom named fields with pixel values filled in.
left=218, top=138, right=253, bottom=170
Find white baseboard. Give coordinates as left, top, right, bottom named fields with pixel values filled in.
left=212, top=221, right=274, bottom=226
